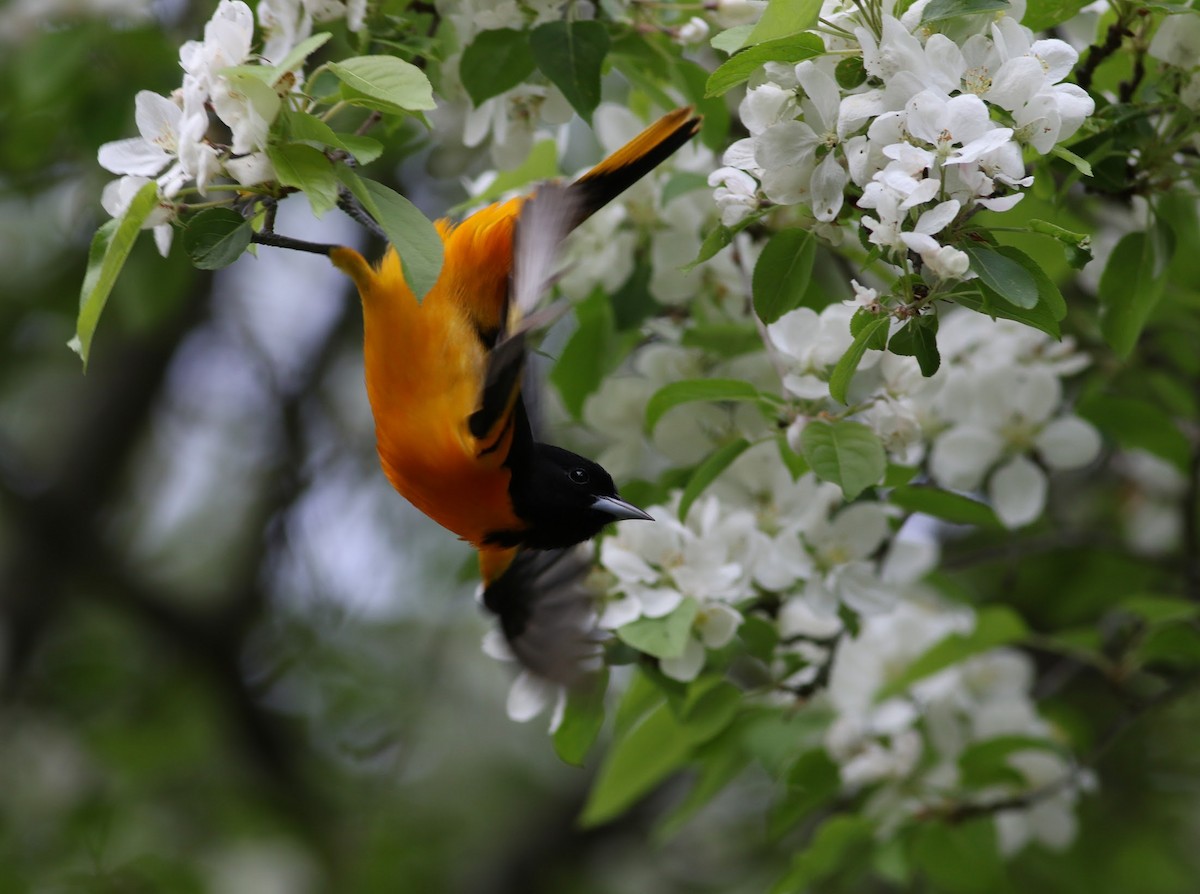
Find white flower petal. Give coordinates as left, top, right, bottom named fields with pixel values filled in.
left=1035, top=416, right=1102, bottom=470
left=990, top=455, right=1047, bottom=528
left=636, top=585, right=684, bottom=619
left=698, top=604, right=742, bottom=648
left=98, top=138, right=172, bottom=177
left=506, top=671, right=555, bottom=722
left=930, top=426, right=1004, bottom=490
left=660, top=637, right=706, bottom=682
left=810, top=152, right=848, bottom=221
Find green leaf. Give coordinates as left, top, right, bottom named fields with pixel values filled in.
left=553, top=670, right=608, bottom=767
left=834, top=55, right=867, bottom=89
left=962, top=242, right=1039, bottom=309
left=1137, top=624, right=1200, bottom=670
left=681, top=323, right=762, bottom=357
left=799, top=420, right=885, bottom=500
left=674, top=59, right=732, bottom=153
left=705, top=33, right=825, bottom=97
left=877, top=605, right=1028, bottom=700
left=745, top=0, right=822, bottom=44
left=1049, top=143, right=1093, bottom=176
left=181, top=208, right=252, bottom=270
left=530, top=20, right=609, bottom=124
left=753, top=228, right=816, bottom=324
left=285, top=111, right=384, bottom=163
left=828, top=315, right=889, bottom=404
left=1077, top=392, right=1189, bottom=470
left=645, top=378, right=764, bottom=433
left=958, top=735, right=1064, bottom=789
left=686, top=225, right=734, bottom=270
left=710, top=24, right=755, bottom=54
left=270, top=32, right=332, bottom=82
left=655, top=725, right=751, bottom=840
left=617, top=598, right=699, bottom=660
left=990, top=244, right=1067, bottom=320
left=582, top=699, right=690, bottom=826
left=953, top=284, right=1060, bottom=339
left=328, top=55, right=436, bottom=113
left=777, top=434, right=810, bottom=480
left=459, top=28, right=537, bottom=106
left=888, top=485, right=1002, bottom=528
left=1099, top=226, right=1173, bottom=358
left=339, top=169, right=444, bottom=300
left=468, top=139, right=559, bottom=205
left=71, top=181, right=160, bottom=368
left=334, top=133, right=384, bottom=164
left=550, top=288, right=637, bottom=419
left=267, top=142, right=339, bottom=217
left=921, top=0, right=1010, bottom=24
left=679, top=438, right=752, bottom=521
left=1021, top=0, right=1095, bottom=30
left=771, top=815, right=874, bottom=894
left=581, top=679, right=738, bottom=827
left=910, top=819, right=1005, bottom=894
left=1118, top=594, right=1200, bottom=626
left=661, top=171, right=711, bottom=206
left=887, top=314, right=940, bottom=376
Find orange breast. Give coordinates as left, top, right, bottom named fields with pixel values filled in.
left=331, top=199, right=528, bottom=547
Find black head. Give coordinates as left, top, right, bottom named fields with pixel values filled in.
left=511, top=444, right=652, bottom=550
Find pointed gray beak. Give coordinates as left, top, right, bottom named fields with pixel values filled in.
left=591, top=495, right=653, bottom=522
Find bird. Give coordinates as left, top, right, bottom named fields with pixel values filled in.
left=331, top=107, right=702, bottom=681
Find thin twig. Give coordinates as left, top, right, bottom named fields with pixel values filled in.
left=251, top=231, right=340, bottom=255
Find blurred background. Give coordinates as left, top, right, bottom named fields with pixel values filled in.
left=0, top=3, right=788, bottom=891
left=3, top=3, right=1200, bottom=893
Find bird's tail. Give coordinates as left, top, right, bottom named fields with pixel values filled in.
left=567, top=106, right=703, bottom=227
left=480, top=546, right=603, bottom=685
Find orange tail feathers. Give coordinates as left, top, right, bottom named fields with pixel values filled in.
left=568, top=106, right=702, bottom=226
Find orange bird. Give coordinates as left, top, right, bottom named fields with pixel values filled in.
left=332, top=108, right=701, bottom=680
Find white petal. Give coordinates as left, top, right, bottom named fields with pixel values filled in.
left=152, top=223, right=174, bottom=258
left=976, top=194, right=1025, bottom=211
left=930, top=426, right=1004, bottom=490
left=98, top=138, right=171, bottom=177
left=660, top=637, right=706, bottom=682
left=506, top=671, right=555, bottom=722
left=134, top=90, right=182, bottom=148
left=795, top=61, right=840, bottom=131
left=834, top=562, right=896, bottom=615
left=914, top=199, right=961, bottom=236
left=636, top=585, right=684, bottom=619
left=755, top=120, right=818, bottom=171
left=810, top=153, right=848, bottom=222
left=698, top=604, right=742, bottom=648
left=598, top=595, right=642, bottom=629
left=600, top=540, right=658, bottom=583
left=778, top=598, right=842, bottom=639
left=482, top=629, right=515, bottom=661
left=988, top=57, right=1045, bottom=111
left=1035, top=416, right=1102, bottom=470
left=989, top=455, right=1047, bottom=528
left=225, top=152, right=275, bottom=186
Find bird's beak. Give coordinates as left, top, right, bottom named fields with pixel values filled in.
left=591, top=495, right=653, bottom=522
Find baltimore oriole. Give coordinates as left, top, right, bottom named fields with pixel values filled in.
left=331, top=107, right=701, bottom=680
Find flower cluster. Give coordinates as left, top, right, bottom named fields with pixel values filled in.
left=710, top=0, right=1094, bottom=280
left=825, top=598, right=1090, bottom=854
left=596, top=444, right=937, bottom=682
left=96, top=0, right=361, bottom=254
left=769, top=303, right=1101, bottom=528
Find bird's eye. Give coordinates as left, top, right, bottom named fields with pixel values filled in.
left=569, top=468, right=590, bottom=484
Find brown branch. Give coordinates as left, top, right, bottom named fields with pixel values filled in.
left=251, top=230, right=340, bottom=255
left=918, top=672, right=1200, bottom=824
left=1076, top=17, right=1129, bottom=93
